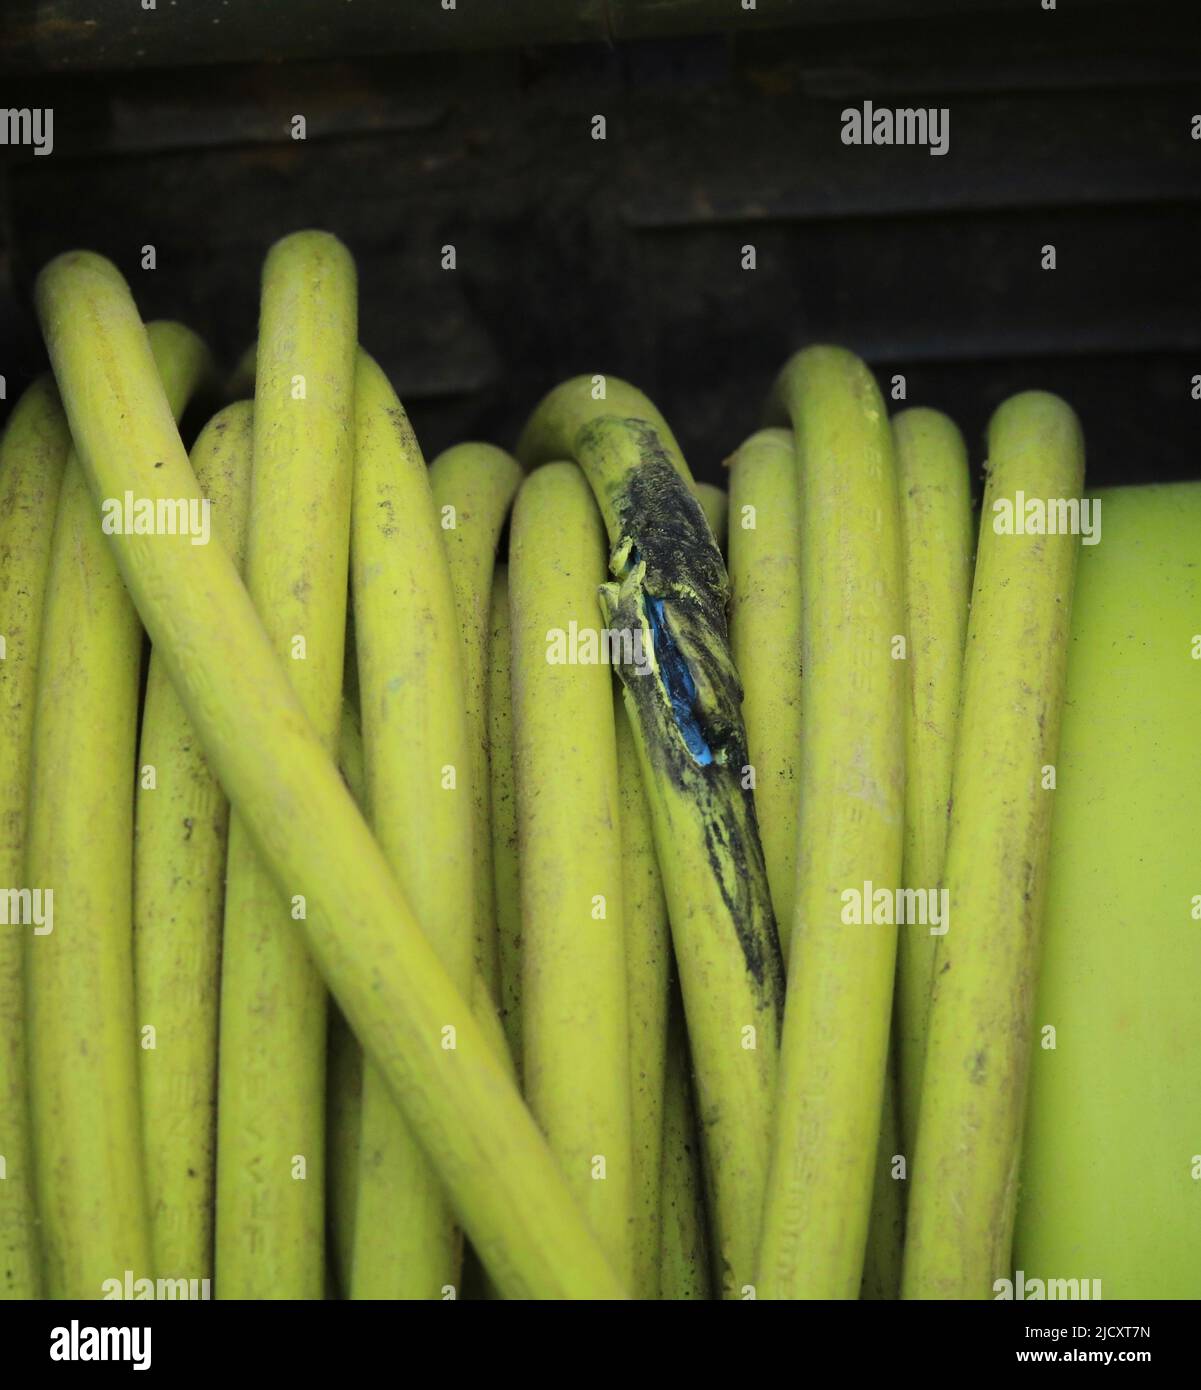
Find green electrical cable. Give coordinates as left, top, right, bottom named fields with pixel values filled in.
left=725, top=426, right=803, bottom=959
left=326, top=699, right=367, bottom=1299
left=0, top=376, right=71, bottom=1299
left=348, top=350, right=475, bottom=1299
left=215, top=231, right=357, bottom=1301
left=903, top=392, right=1084, bottom=1300
left=429, top=443, right=524, bottom=1009
left=615, top=688, right=672, bottom=1299
left=135, top=399, right=254, bottom=1286
left=757, top=346, right=905, bottom=1300
left=657, top=991, right=712, bottom=1301
left=36, top=248, right=624, bottom=1301
left=509, top=461, right=634, bottom=1284
left=891, top=407, right=973, bottom=1157
left=487, top=563, right=523, bottom=1074
left=694, top=481, right=728, bottom=554
left=520, top=398, right=784, bottom=1298
left=26, top=319, right=211, bottom=1299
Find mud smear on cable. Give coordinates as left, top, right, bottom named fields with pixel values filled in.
left=579, top=417, right=784, bottom=1007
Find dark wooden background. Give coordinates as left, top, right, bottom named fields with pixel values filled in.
left=1, top=0, right=1198, bottom=487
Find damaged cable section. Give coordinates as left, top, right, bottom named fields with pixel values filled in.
left=643, top=593, right=712, bottom=766
left=582, top=417, right=782, bottom=994
left=570, top=412, right=784, bottom=1297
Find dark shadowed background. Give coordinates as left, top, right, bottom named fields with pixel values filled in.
left=1, top=0, right=1198, bottom=489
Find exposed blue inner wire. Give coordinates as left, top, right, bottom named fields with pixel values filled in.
left=645, top=594, right=713, bottom=766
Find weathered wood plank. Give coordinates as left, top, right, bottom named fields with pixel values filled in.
left=0, top=0, right=1138, bottom=74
